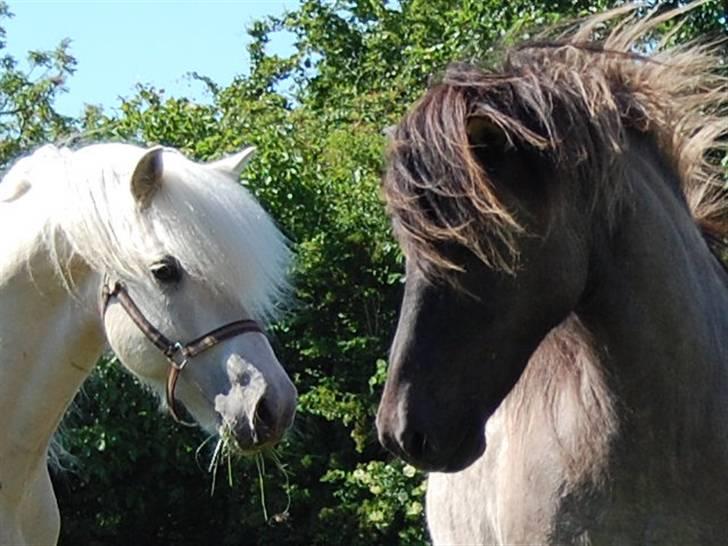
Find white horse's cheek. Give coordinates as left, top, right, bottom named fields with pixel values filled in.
left=104, top=312, right=165, bottom=381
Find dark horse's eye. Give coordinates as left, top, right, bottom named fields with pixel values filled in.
left=151, top=256, right=182, bottom=284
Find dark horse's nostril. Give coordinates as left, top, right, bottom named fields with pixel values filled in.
left=403, top=429, right=428, bottom=461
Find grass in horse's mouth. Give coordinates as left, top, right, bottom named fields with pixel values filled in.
left=199, top=424, right=291, bottom=523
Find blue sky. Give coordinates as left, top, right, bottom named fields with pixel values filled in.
left=5, top=1, right=299, bottom=116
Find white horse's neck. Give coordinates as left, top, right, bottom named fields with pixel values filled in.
left=0, top=199, right=104, bottom=519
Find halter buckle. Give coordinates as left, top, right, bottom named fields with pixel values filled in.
left=167, top=342, right=189, bottom=371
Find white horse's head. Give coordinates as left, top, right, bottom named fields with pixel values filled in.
left=56, top=143, right=296, bottom=450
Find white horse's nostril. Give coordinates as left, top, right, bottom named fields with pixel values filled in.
left=254, top=396, right=275, bottom=434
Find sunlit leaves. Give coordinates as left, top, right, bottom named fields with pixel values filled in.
left=0, top=3, right=75, bottom=166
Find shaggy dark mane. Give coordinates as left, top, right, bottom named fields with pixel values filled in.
left=383, top=3, right=728, bottom=275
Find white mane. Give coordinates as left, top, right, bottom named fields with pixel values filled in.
left=2, top=143, right=290, bottom=320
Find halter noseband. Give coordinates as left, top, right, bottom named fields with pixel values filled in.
left=100, top=279, right=264, bottom=424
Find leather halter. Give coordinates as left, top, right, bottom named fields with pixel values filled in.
left=100, top=279, right=264, bottom=424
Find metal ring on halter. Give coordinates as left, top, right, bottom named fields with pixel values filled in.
left=166, top=342, right=189, bottom=371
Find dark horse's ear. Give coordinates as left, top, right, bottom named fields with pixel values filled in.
left=466, top=117, right=514, bottom=177
left=381, top=125, right=397, bottom=139
left=466, top=116, right=509, bottom=151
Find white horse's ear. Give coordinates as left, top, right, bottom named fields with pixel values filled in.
left=131, top=147, right=164, bottom=209
left=0, top=178, right=31, bottom=203
left=208, top=146, right=256, bottom=178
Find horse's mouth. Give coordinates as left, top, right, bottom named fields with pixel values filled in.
left=397, top=414, right=489, bottom=473
left=434, top=398, right=505, bottom=473
left=427, top=418, right=488, bottom=473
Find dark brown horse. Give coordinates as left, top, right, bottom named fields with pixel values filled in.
left=376, top=4, right=728, bottom=544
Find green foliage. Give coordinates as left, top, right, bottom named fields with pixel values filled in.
left=1, top=1, right=724, bottom=545
left=321, top=460, right=426, bottom=545
left=0, top=1, right=76, bottom=166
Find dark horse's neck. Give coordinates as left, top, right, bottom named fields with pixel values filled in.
left=576, top=134, right=728, bottom=527
left=705, top=234, right=728, bottom=284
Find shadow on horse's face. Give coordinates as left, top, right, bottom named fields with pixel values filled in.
left=376, top=132, right=592, bottom=472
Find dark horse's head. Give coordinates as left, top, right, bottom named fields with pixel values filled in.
left=376, top=80, right=591, bottom=471
left=375, top=20, right=727, bottom=472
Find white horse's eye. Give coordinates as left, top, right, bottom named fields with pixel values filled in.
left=150, top=256, right=182, bottom=284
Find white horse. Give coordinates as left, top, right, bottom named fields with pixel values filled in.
left=0, top=142, right=297, bottom=545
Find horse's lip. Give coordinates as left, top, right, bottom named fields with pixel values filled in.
left=395, top=419, right=486, bottom=473
left=379, top=401, right=497, bottom=472
left=411, top=405, right=495, bottom=473
left=427, top=424, right=485, bottom=472
left=434, top=426, right=486, bottom=472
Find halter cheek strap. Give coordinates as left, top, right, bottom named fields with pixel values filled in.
left=100, top=279, right=264, bottom=425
